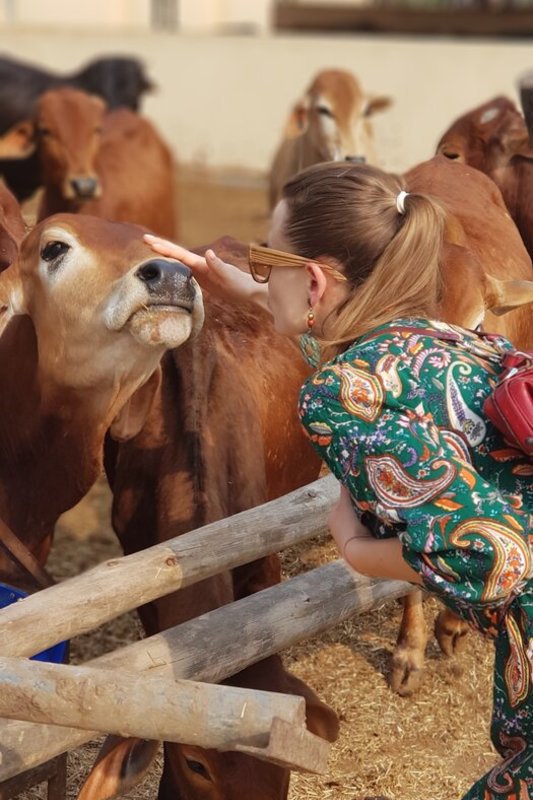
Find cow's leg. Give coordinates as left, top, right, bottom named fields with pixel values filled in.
left=434, top=607, right=469, bottom=656
left=389, top=589, right=428, bottom=696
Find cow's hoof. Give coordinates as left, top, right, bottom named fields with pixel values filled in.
left=389, top=650, right=424, bottom=696
left=434, top=610, right=469, bottom=657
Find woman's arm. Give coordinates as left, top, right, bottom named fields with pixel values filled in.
left=143, top=235, right=270, bottom=312
left=328, top=485, right=422, bottom=583
left=300, top=367, right=531, bottom=608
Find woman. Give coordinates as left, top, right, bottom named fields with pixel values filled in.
left=144, top=161, right=532, bottom=799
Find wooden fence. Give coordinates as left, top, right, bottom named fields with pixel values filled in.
left=0, top=474, right=411, bottom=781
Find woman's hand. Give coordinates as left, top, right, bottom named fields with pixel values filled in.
left=143, top=235, right=269, bottom=311
left=328, top=485, right=372, bottom=559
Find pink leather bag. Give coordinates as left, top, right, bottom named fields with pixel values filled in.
left=483, top=350, right=533, bottom=455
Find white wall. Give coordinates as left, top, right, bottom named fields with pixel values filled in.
left=0, top=0, right=273, bottom=30
left=0, top=0, right=151, bottom=28
left=0, top=28, right=529, bottom=176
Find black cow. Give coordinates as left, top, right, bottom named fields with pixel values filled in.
left=0, top=54, right=154, bottom=200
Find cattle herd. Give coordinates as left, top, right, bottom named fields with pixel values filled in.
left=0, top=51, right=531, bottom=800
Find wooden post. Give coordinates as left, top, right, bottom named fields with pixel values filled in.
left=0, top=475, right=339, bottom=659
left=0, top=656, right=330, bottom=771
left=0, top=560, right=410, bottom=780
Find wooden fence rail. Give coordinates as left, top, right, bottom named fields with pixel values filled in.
left=0, top=475, right=339, bottom=659
left=0, top=656, right=307, bottom=750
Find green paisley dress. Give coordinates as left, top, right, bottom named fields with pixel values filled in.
left=298, top=317, right=533, bottom=800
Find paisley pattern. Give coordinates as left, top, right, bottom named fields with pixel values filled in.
left=328, top=364, right=383, bottom=422
left=366, top=454, right=457, bottom=508
left=298, top=317, right=533, bottom=800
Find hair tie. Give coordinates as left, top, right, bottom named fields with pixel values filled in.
left=396, top=190, right=409, bottom=214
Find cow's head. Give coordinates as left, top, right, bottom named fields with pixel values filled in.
left=294, top=69, right=392, bottom=164
left=6, top=214, right=203, bottom=424
left=77, top=657, right=339, bottom=800
left=436, top=95, right=532, bottom=173
left=0, top=87, right=106, bottom=200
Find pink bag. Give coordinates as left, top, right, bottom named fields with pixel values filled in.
left=483, top=350, right=533, bottom=455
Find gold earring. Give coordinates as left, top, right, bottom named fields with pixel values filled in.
left=298, top=306, right=321, bottom=368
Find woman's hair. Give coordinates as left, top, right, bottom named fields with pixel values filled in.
left=281, top=161, right=448, bottom=360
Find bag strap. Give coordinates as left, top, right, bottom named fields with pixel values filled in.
left=358, top=323, right=516, bottom=362
left=0, top=517, right=54, bottom=590
left=358, top=324, right=462, bottom=346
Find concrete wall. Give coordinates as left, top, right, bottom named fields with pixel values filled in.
left=0, top=27, right=529, bottom=176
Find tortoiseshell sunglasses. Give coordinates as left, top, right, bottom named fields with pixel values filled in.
left=248, top=243, right=348, bottom=284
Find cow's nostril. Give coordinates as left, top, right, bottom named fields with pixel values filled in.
left=136, top=262, right=162, bottom=284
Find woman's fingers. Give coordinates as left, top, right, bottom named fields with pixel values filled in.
left=143, top=234, right=208, bottom=274
left=144, top=235, right=265, bottom=308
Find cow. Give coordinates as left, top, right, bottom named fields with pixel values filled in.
left=388, top=154, right=533, bottom=695
left=0, top=209, right=203, bottom=589
left=435, top=95, right=533, bottom=260
left=0, top=87, right=177, bottom=238
left=76, top=237, right=339, bottom=799
left=0, top=54, right=154, bottom=202
left=268, top=69, right=392, bottom=209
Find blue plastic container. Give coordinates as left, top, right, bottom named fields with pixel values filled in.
left=0, top=582, right=68, bottom=663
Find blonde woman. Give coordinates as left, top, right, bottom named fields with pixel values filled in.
left=145, top=161, right=532, bottom=800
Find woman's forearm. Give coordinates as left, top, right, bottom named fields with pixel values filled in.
left=343, top=536, right=422, bottom=584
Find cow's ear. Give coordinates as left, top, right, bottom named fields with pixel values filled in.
left=281, top=673, right=339, bottom=743
left=364, top=94, right=393, bottom=117
left=77, top=736, right=160, bottom=800
left=500, top=120, right=532, bottom=158
left=109, top=366, right=161, bottom=442
left=484, top=275, right=533, bottom=316
left=0, top=226, right=20, bottom=272
left=0, top=120, right=36, bottom=159
left=284, top=99, right=310, bottom=137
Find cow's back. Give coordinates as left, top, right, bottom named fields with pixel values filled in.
left=406, top=155, right=533, bottom=348
left=78, top=108, right=177, bottom=238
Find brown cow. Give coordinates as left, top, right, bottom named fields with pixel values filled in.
left=0, top=211, right=203, bottom=587
left=0, top=87, right=177, bottom=238
left=77, top=238, right=339, bottom=799
left=268, top=69, right=392, bottom=209
left=436, top=95, right=533, bottom=260
left=389, top=154, right=533, bottom=695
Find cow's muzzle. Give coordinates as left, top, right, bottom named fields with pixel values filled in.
left=69, top=176, right=101, bottom=199
left=136, top=259, right=196, bottom=311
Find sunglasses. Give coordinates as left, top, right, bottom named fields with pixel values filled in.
left=248, top=243, right=348, bottom=284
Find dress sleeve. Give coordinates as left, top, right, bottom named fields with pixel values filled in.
left=299, top=365, right=532, bottom=609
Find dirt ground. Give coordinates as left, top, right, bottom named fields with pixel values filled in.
left=17, top=168, right=496, bottom=800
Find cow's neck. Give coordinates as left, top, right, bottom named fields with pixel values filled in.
left=38, top=180, right=85, bottom=218
left=0, top=314, right=106, bottom=558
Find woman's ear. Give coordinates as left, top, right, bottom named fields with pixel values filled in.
left=306, top=262, right=329, bottom=307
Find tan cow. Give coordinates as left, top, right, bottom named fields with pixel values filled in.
left=77, top=238, right=338, bottom=800
left=436, top=95, right=533, bottom=260
left=0, top=210, right=203, bottom=586
left=268, top=69, right=392, bottom=209
left=0, top=87, right=177, bottom=238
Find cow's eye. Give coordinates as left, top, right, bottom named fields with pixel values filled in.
left=37, top=127, right=50, bottom=137
left=185, top=759, right=211, bottom=780
left=41, top=241, right=69, bottom=263
left=316, top=105, right=334, bottom=118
